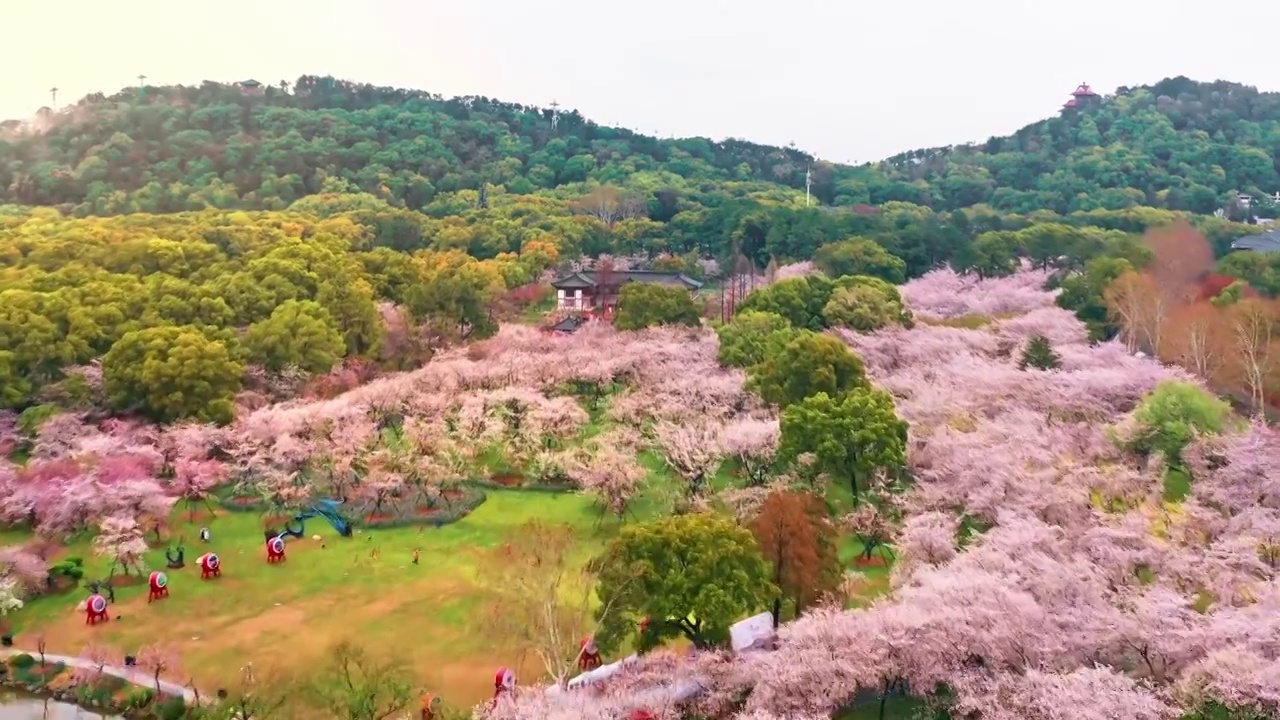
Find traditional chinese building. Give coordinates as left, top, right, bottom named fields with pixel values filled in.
left=549, top=269, right=703, bottom=316
left=1230, top=227, right=1280, bottom=253
left=544, top=314, right=590, bottom=335
left=237, top=79, right=265, bottom=97
left=1061, top=82, right=1100, bottom=112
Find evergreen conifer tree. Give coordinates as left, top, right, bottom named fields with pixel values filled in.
left=1018, top=334, right=1062, bottom=371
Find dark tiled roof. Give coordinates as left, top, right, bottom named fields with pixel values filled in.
left=550, top=270, right=703, bottom=290
left=549, top=315, right=588, bottom=332
left=1230, top=229, right=1280, bottom=253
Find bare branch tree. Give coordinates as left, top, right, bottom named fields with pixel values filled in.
left=304, top=642, right=414, bottom=720
left=473, top=522, right=628, bottom=688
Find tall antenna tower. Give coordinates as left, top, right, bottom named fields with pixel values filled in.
left=805, top=165, right=812, bottom=207
left=50, top=87, right=58, bottom=106
left=550, top=100, right=560, bottom=131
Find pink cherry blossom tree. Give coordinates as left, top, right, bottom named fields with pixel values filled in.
left=136, top=642, right=182, bottom=695
left=571, top=446, right=646, bottom=523
left=69, top=641, right=115, bottom=687
left=106, top=478, right=176, bottom=541
left=93, top=515, right=148, bottom=576
left=949, top=667, right=1175, bottom=720
left=901, top=265, right=1057, bottom=320
left=0, top=545, right=47, bottom=594
left=721, top=418, right=780, bottom=487
left=170, top=457, right=226, bottom=520
left=37, top=475, right=106, bottom=539
left=355, top=453, right=407, bottom=519
left=889, top=511, right=958, bottom=587
left=655, top=422, right=723, bottom=498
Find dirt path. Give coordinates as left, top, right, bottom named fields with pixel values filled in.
left=0, top=647, right=197, bottom=702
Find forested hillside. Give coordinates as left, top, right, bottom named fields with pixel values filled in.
left=875, top=77, right=1280, bottom=216
left=5, top=75, right=1280, bottom=221
left=0, top=75, right=816, bottom=215
left=3, top=73, right=1280, bottom=422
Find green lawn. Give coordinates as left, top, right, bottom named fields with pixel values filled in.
left=9, top=490, right=605, bottom=707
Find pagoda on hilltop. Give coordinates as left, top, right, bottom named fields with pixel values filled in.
left=1061, top=82, right=1100, bottom=112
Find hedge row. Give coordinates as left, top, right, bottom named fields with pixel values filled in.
left=363, top=486, right=489, bottom=529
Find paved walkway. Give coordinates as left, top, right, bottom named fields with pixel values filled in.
left=0, top=648, right=197, bottom=702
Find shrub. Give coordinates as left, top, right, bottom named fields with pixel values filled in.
left=15, top=405, right=59, bottom=437
left=153, top=695, right=187, bottom=720
left=49, top=559, right=86, bottom=581
left=125, top=686, right=155, bottom=710
left=8, top=653, right=34, bottom=669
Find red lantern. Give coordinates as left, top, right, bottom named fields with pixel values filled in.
left=147, top=571, right=169, bottom=603
left=579, top=637, right=602, bottom=671
left=266, top=536, right=286, bottom=564
left=198, top=553, right=221, bottom=579
left=84, top=594, right=109, bottom=625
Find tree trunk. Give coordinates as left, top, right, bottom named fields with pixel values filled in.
left=771, top=597, right=781, bottom=629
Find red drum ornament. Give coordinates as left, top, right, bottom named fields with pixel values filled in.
left=266, top=536, right=286, bottom=563
left=85, top=594, right=109, bottom=625
left=198, top=553, right=221, bottom=579
left=147, top=571, right=169, bottom=603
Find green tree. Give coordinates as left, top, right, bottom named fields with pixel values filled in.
left=0, top=352, right=31, bottom=408
left=1056, top=255, right=1135, bottom=340
left=245, top=300, right=347, bottom=373
left=1125, top=380, right=1231, bottom=466
left=812, top=238, right=907, bottom=284
left=102, top=326, right=243, bottom=424
left=750, top=331, right=868, bottom=408
left=405, top=255, right=501, bottom=341
left=613, top=283, right=702, bottom=331
left=316, top=274, right=385, bottom=356
left=955, top=230, right=1021, bottom=279
left=822, top=277, right=912, bottom=332
left=1018, top=335, right=1062, bottom=370
left=715, top=311, right=796, bottom=369
left=593, top=512, right=773, bottom=654
left=736, top=276, right=835, bottom=331
left=779, top=389, right=908, bottom=504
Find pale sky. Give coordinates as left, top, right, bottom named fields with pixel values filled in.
left=5, top=0, right=1280, bottom=163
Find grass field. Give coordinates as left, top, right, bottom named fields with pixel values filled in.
left=6, top=414, right=898, bottom=710
left=10, top=490, right=605, bottom=707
